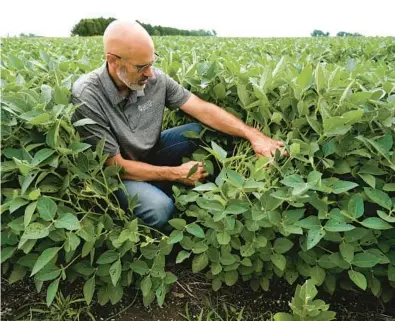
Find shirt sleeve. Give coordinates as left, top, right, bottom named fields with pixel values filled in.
left=71, top=97, right=120, bottom=157
left=164, top=73, right=191, bottom=110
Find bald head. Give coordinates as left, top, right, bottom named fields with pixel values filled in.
left=103, top=20, right=154, bottom=60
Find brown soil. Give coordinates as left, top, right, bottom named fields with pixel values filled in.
left=1, top=267, right=395, bottom=321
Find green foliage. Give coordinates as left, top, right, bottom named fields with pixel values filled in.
left=1, top=38, right=177, bottom=308
left=1, top=35, right=395, bottom=312
left=158, top=36, right=395, bottom=302
left=274, top=279, right=336, bottom=321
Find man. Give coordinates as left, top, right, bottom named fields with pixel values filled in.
left=71, top=20, right=285, bottom=229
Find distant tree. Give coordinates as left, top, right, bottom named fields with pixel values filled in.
left=71, top=17, right=115, bottom=36
left=311, top=29, right=330, bottom=37
left=71, top=18, right=216, bottom=37
left=19, top=33, right=40, bottom=37
left=337, top=31, right=363, bottom=37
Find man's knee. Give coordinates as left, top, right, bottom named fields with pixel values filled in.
left=147, top=195, right=174, bottom=228
left=186, top=122, right=203, bottom=136
left=114, top=182, right=174, bottom=229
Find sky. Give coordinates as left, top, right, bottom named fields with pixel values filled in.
left=1, top=0, right=395, bottom=38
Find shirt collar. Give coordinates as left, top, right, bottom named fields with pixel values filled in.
left=98, top=63, right=145, bottom=106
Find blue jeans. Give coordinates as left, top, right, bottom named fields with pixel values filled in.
left=115, top=123, right=202, bottom=229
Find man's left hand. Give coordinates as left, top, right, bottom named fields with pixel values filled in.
left=248, top=129, right=288, bottom=158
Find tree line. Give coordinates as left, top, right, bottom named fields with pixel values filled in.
left=311, top=29, right=363, bottom=37
left=71, top=18, right=216, bottom=37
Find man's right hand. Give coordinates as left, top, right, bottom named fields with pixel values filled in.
left=176, top=161, right=209, bottom=186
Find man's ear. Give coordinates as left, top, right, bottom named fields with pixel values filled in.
left=106, top=53, right=117, bottom=66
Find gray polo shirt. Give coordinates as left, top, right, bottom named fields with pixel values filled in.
left=71, top=64, right=191, bottom=160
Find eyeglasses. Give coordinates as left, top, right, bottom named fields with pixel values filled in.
left=108, top=52, right=160, bottom=73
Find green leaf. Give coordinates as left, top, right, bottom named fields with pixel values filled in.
left=54, top=213, right=81, bottom=230
left=274, top=312, right=294, bottom=321
left=340, top=243, right=354, bottom=263
left=211, top=141, right=227, bottom=161
left=41, top=84, right=52, bottom=104
left=389, top=265, right=395, bottom=282
left=8, top=265, right=27, bottom=284
left=168, top=230, right=184, bottom=244
left=31, top=247, right=61, bottom=276
left=358, top=173, right=376, bottom=188
left=21, top=171, right=39, bottom=195
left=1, top=247, right=16, bottom=263
left=237, top=84, right=250, bottom=107
left=185, top=223, right=205, bottom=238
left=225, top=203, right=249, bottom=214
left=130, top=260, right=149, bottom=275
left=296, top=64, right=313, bottom=90
left=140, top=275, right=152, bottom=297
left=176, top=250, right=191, bottom=263
left=54, top=85, right=69, bottom=105
left=109, top=259, right=122, bottom=286
left=83, top=276, right=95, bottom=305
left=164, top=272, right=178, bottom=285
left=364, top=187, right=392, bottom=210
left=29, top=113, right=51, bottom=125
left=371, top=276, right=381, bottom=297
left=306, top=227, right=326, bottom=250
left=24, top=202, right=37, bottom=227
left=224, top=270, right=239, bottom=286
left=352, top=252, right=381, bottom=268
left=211, top=262, right=223, bottom=275
left=23, top=222, right=49, bottom=239
left=383, top=183, right=395, bottom=192
left=281, top=174, right=304, bottom=187
left=324, top=220, right=355, bottom=232
left=361, top=218, right=392, bottom=230
left=348, top=270, right=367, bottom=290
left=168, top=218, right=186, bottom=230
left=240, top=242, right=255, bottom=257
left=37, top=196, right=57, bottom=221
left=270, top=253, right=286, bottom=271
left=186, top=163, right=198, bottom=179
left=31, top=149, right=55, bottom=166
left=217, top=231, right=231, bottom=245
left=226, top=170, right=245, bottom=188
left=46, top=278, right=60, bottom=306
left=192, top=253, right=209, bottom=273
left=273, top=238, right=294, bottom=254
left=331, top=181, right=358, bottom=194
left=72, top=118, right=97, bottom=127
left=46, top=123, right=59, bottom=149
left=193, top=183, right=218, bottom=192
left=214, top=82, right=226, bottom=99
left=69, top=142, right=91, bottom=153
left=309, top=266, right=326, bottom=286
left=348, top=194, right=364, bottom=218
left=377, top=210, right=395, bottom=223
left=156, top=283, right=166, bottom=307
left=96, top=250, right=119, bottom=264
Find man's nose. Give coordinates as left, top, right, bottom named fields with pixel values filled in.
left=143, top=65, right=153, bottom=78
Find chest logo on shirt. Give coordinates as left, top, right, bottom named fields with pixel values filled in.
left=138, top=100, right=153, bottom=112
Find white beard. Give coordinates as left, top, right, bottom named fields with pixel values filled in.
left=117, top=67, right=145, bottom=91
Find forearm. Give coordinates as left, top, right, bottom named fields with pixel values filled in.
left=107, top=156, right=179, bottom=181
left=196, top=102, right=259, bottom=141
